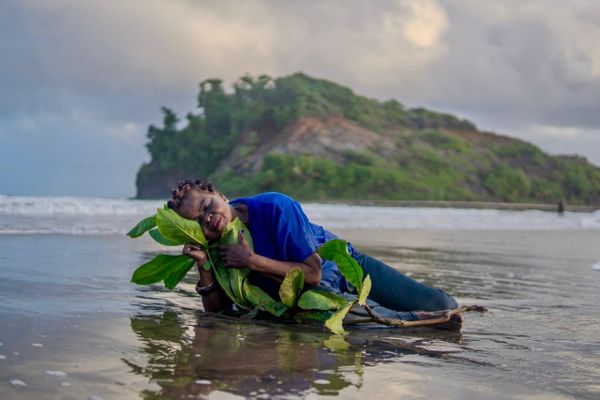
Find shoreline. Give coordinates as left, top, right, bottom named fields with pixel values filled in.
left=313, top=199, right=598, bottom=212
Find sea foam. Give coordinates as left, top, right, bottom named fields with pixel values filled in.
left=0, top=195, right=599, bottom=235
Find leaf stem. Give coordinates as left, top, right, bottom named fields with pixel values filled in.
left=362, top=305, right=487, bottom=328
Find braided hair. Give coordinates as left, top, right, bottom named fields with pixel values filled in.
left=167, top=179, right=228, bottom=210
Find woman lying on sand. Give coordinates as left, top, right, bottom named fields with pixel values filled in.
left=168, top=179, right=464, bottom=330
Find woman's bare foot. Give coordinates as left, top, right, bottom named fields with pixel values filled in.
left=413, top=310, right=464, bottom=331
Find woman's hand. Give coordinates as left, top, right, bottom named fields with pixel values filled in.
left=182, top=243, right=208, bottom=266
left=219, top=230, right=255, bottom=269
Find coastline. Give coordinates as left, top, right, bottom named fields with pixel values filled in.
left=316, top=199, right=598, bottom=212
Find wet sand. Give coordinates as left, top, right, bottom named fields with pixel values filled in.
left=1, top=226, right=600, bottom=399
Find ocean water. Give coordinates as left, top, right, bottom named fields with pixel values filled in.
left=2, top=194, right=600, bottom=235
left=1, top=195, right=599, bottom=399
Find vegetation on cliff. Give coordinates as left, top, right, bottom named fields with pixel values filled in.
left=136, top=73, right=600, bottom=205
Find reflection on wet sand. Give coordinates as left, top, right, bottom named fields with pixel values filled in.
left=125, top=310, right=463, bottom=399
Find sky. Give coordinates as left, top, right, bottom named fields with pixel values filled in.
left=2, top=0, right=600, bottom=198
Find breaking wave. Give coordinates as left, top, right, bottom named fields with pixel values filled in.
left=1, top=195, right=598, bottom=235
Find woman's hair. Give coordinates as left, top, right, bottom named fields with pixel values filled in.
left=167, top=179, right=228, bottom=210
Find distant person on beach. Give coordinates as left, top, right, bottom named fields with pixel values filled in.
left=557, top=198, right=565, bottom=215
left=169, top=179, right=463, bottom=330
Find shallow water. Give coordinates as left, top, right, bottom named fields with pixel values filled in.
left=1, top=197, right=600, bottom=399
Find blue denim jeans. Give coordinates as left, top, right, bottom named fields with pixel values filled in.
left=349, top=250, right=459, bottom=321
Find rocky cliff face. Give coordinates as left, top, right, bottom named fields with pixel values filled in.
left=215, top=116, right=394, bottom=175
left=217, top=114, right=537, bottom=176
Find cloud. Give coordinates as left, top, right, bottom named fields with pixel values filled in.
left=4, top=0, right=453, bottom=108
left=427, top=1, right=600, bottom=117
left=2, top=0, right=600, bottom=197
left=401, top=1, right=448, bottom=48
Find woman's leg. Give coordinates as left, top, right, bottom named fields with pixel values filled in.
left=353, top=250, right=458, bottom=312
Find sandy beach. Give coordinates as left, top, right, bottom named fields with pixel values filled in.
left=1, top=197, right=600, bottom=399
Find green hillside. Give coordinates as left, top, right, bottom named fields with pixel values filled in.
left=136, top=73, right=600, bottom=205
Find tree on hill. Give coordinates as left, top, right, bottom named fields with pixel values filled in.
left=135, top=73, right=600, bottom=206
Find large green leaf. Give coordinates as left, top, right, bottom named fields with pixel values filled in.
left=224, top=269, right=249, bottom=307
left=155, top=207, right=207, bottom=246
left=324, top=301, right=356, bottom=335
left=203, top=255, right=214, bottom=272
left=164, top=258, right=196, bottom=289
left=210, top=255, right=244, bottom=307
left=297, top=288, right=346, bottom=311
left=149, top=228, right=179, bottom=246
left=243, top=281, right=288, bottom=317
left=131, top=254, right=191, bottom=285
left=279, top=268, right=305, bottom=308
left=127, top=215, right=156, bottom=238
left=319, top=240, right=363, bottom=292
left=220, top=218, right=254, bottom=249
left=205, top=244, right=220, bottom=271
left=215, top=218, right=253, bottom=305
left=358, top=274, right=372, bottom=306
left=294, top=310, right=335, bottom=323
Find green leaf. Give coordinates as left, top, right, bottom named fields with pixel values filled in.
left=204, top=244, right=241, bottom=306
left=215, top=218, right=253, bottom=306
left=164, top=258, right=196, bottom=289
left=319, top=240, right=363, bottom=292
left=279, top=268, right=305, bottom=308
left=131, top=254, right=191, bottom=285
left=220, top=218, right=254, bottom=249
left=294, top=310, right=335, bottom=323
left=203, top=257, right=213, bottom=271
left=127, top=215, right=156, bottom=238
left=243, top=281, right=288, bottom=317
left=155, top=207, right=207, bottom=246
left=226, top=269, right=251, bottom=306
left=358, top=274, right=372, bottom=306
left=210, top=257, right=243, bottom=307
left=149, top=228, right=179, bottom=246
left=204, top=245, right=220, bottom=271
left=324, top=301, right=356, bottom=335
left=297, top=288, right=346, bottom=311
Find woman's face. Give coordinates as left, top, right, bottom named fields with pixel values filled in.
left=176, top=189, right=232, bottom=241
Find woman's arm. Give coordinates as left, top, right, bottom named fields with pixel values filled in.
left=248, top=252, right=322, bottom=286
left=220, top=231, right=322, bottom=286
left=196, top=265, right=232, bottom=312
left=183, top=243, right=232, bottom=312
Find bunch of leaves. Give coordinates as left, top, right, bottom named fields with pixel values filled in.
left=239, top=237, right=373, bottom=335
left=128, top=207, right=284, bottom=316
left=127, top=210, right=372, bottom=334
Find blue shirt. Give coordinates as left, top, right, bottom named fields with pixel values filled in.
left=230, top=192, right=348, bottom=298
